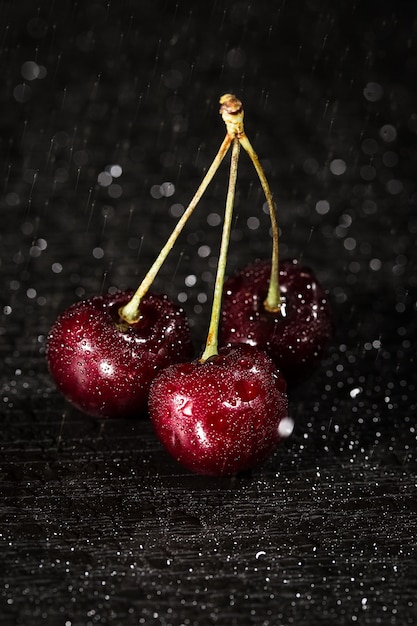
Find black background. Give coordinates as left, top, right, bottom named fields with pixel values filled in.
left=1, top=1, right=417, bottom=624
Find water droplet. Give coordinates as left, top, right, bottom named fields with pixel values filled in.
left=363, top=82, right=383, bottom=102
left=278, top=417, right=294, bottom=438
left=160, top=182, right=175, bottom=197
left=379, top=124, right=397, bottom=142
left=330, top=159, right=347, bottom=175
left=21, top=61, right=40, bottom=80
left=315, top=200, right=330, bottom=215
left=13, top=84, right=31, bottom=103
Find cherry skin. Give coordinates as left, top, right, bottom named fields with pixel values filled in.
left=220, top=259, right=333, bottom=382
left=46, top=290, right=193, bottom=419
left=148, top=344, right=288, bottom=477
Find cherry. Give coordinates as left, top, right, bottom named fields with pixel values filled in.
left=148, top=344, right=288, bottom=476
left=220, top=258, right=333, bottom=382
left=46, top=290, right=193, bottom=418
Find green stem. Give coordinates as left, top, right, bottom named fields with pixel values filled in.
left=239, top=134, right=281, bottom=313
left=200, top=138, right=240, bottom=362
left=119, top=134, right=233, bottom=323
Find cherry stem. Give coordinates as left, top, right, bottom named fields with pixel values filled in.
left=239, top=135, right=281, bottom=312
left=200, top=137, right=240, bottom=362
left=218, top=93, right=281, bottom=313
left=119, top=134, right=232, bottom=324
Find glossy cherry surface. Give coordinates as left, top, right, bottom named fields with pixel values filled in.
left=46, top=291, right=193, bottom=418
left=148, top=344, right=288, bottom=476
left=220, top=259, right=333, bottom=382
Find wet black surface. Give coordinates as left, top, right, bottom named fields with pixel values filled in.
left=1, top=1, right=417, bottom=624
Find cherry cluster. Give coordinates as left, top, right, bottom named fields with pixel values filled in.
left=47, top=95, right=333, bottom=477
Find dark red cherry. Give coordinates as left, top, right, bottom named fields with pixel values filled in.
left=220, top=259, right=333, bottom=382
left=148, top=344, right=288, bottom=476
left=46, top=291, right=193, bottom=418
